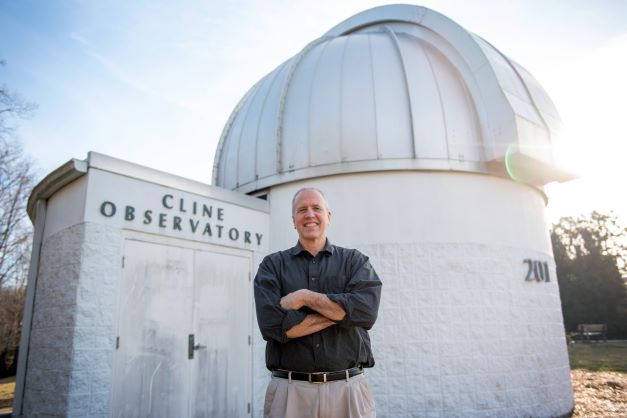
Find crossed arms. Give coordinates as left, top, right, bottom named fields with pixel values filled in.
left=279, top=289, right=345, bottom=338
left=254, top=252, right=382, bottom=343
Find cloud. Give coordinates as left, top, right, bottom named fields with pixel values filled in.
left=68, top=31, right=88, bottom=46
left=75, top=40, right=206, bottom=114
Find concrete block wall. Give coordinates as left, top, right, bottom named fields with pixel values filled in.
left=22, top=223, right=122, bottom=417
left=23, top=223, right=84, bottom=416
left=250, top=240, right=573, bottom=418
left=361, top=241, right=573, bottom=418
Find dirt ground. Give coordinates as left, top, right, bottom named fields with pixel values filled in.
left=571, top=369, right=627, bottom=417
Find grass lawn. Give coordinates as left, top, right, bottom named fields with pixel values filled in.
left=568, top=340, right=627, bottom=372
left=0, top=376, right=15, bottom=410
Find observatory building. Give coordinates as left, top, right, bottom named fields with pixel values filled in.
left=15, top=5, right=574, bottom=418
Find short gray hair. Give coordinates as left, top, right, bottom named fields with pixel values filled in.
left=291, top=187, right=329, bottom=213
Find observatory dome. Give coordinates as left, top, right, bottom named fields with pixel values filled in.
left=213, top=4, right=567, bottom=193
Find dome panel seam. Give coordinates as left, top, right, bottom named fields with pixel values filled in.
left=382, top=26, right=416, bottom=158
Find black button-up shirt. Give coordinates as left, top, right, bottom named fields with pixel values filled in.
left=254, top=240, right=382, bottom=372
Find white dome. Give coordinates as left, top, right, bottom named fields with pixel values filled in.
left=213, top=4, right=567, bottom=193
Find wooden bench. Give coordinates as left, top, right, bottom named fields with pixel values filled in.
left=575, top=324, right=607, bottom=342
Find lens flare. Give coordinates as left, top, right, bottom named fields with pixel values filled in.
left=504, top=144, right=520, bottom=182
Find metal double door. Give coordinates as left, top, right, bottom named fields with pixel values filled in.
left=112, top=238, right=251, bottom=417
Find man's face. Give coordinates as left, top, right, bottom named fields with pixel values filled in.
left=292, top=189, right=331, bottom=243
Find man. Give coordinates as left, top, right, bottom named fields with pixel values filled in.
left=254, top=187, right=382, bottom=418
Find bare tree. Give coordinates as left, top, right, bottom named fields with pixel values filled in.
left=0, top=59, right=36, bottom=288
left=1, top=59, right=35, bottom=138
left=0, top=60, right=36, bottom=376
left=0, top=138, right=34, bottom=288
left=0, top=286, right=26, bottom=376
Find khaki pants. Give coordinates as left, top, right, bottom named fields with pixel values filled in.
left=263, top=373, right=376, bottom=418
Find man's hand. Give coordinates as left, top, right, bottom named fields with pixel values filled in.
left=281, top=289, right=346, bottom=321
left=280, top=289, right=308, bottom=310
left=285, top=314, right=335, bottom=339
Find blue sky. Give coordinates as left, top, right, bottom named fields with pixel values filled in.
left=1, top=0, right=627, bottom=223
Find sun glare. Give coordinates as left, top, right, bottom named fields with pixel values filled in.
left=545, top=33, right=627, bottom=224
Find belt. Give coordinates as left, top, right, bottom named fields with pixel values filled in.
left=272, top=367, right=363, bottom=384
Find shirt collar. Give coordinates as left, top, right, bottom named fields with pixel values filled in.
left=290, top=239, right=335, bottom=256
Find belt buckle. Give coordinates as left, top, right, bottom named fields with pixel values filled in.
left=309, top=372, right=327, bottom=384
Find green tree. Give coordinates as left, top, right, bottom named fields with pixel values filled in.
left=551, top=212, right=627, bottom=339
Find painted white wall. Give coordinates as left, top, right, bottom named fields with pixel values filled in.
left=269, top=171, right=552, bottom=251
left=84, top=168, right=268, bottom=250
left=42, top=176, right=87, bottom=241
left=265, top=171, right=573, bottom=418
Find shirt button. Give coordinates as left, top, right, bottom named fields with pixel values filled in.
left=315, top=343, right=320, bottom=348
left=311, top=277, right=316, bottom=281
left=312, top=260, right=316, bottom=264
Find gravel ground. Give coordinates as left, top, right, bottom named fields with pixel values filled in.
left=571, top=369, right=627, bottom=417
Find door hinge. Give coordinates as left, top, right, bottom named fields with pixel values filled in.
left=248, top=335, right=251, bottom=346
left=248, top=402, right=251, bottom=414
left=122, top=256, right=125, bottom=268
left=115, top=336, right=120, bottom=349
left=248, top=272, right=251, bottom=282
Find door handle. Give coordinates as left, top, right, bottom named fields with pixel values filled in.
left=188, top=334, right=205, bottom=359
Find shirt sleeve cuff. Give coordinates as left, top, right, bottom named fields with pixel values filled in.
left=281, top=309, right=307, bottom=341
left=326, top=294, right=350, bottom=326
